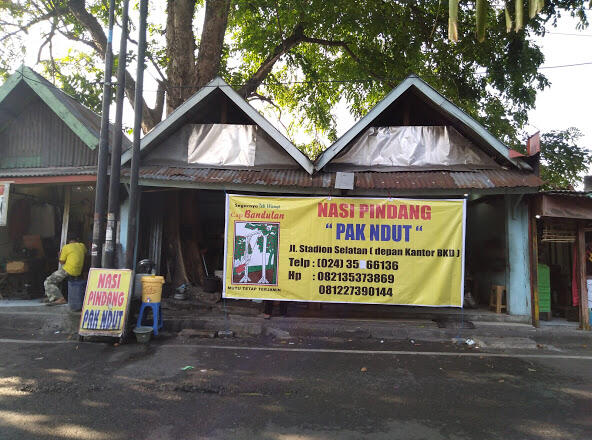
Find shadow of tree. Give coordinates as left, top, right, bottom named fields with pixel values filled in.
left=0, top=338, right=589, bottom=439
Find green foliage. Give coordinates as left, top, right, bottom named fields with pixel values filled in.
left=0, top=0, right=589, bottom=155
left=539, top=128, right=592, bottom=190
left=245, top=223, right=278, bottom=254
left=227, top=0, right=588, bottom=152
left=40, top=52, right=108, bottom=113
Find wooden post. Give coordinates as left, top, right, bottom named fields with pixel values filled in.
left=60, top=186, right=71, bottom=250
left=528, top=201, right=539, bottom=327
left=577, top=222, right=590, bottom=330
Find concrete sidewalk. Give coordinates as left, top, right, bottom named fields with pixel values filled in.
left=1, top=298, right=590, bottom=351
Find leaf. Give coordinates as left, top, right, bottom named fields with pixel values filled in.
left=448, top=0, right=459, bottom=42
left=539, top=128, right=591, bottom=190
left=476, top=0, right=487, bottom=42
left=515, top=0, right=524, bottom=31
left=530, top=0, right=545, bottom=18
left=505, top=5, right=513, bottom=33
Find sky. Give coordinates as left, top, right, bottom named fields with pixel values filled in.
left=525, top=15, right=592, bottom=149
left=15, top=7, right=592, bottom=156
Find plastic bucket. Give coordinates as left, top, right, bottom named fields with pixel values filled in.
left=133, top=326, right=153, bottom=344
left=141, top=275, right=165, bottom=303
left=68, top=279, right=87, bottom=311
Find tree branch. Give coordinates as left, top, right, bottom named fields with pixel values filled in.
left=238, top=23, right=305, bottom=98
left=0, top=6, right=68, bottom=42
left=68, top=0, right=161, bottom=131
left=36, top=18, right=57, bottom=63
left=300, top=36, right=395, bottom=87
left=239, top=28, right=395, bottom=98
left=56, top=27, right=99, bottom=52
left=248, top=92, right=290, bottom=135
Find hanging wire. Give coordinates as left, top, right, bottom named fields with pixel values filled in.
left=13, top=60, right=592, bottom=94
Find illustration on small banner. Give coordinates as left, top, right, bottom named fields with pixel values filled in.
left=232, top=221, right=279, bottom=285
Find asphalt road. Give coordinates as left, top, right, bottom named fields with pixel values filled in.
left=0, top=331, right=591, bottom=440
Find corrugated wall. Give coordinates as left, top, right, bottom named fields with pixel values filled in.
left=0, top=97, right=97, bottom=169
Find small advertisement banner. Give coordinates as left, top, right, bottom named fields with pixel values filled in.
left=223, top=195, right=466, bottom=307
left=0, top=182, right=10, bottom=227
left=79, top=268, right=133, bottom=337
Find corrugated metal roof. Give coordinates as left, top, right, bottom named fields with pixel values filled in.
left=0, top=166, right=96, bottom=178
left=125, top=166, right=541, bottom=190
left=356, top=170, right=541, bottom=189
left=0, top=66, right=131, bottom=152
left=125, top=167, right=329, bottom=187
left=0, top=96, right=98, bottom=168
left=24, top=68, right=132, bottom=152
left=540, top=190, right=592, bottom=198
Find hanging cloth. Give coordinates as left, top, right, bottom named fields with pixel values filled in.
left=572, top=244, right=580, bottom=307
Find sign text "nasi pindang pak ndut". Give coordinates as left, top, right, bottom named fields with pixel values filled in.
left=223, top=195, right=465, bottom=307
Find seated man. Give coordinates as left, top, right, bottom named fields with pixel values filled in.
left=44, top=235, right=87, bottom=305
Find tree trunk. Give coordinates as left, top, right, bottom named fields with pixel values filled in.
left=179, top=191, right=206, bottom=286
left=165, top=0, right=230, bottom=114
left=165, top=0, right=197, bottom=113
left=68, top=0, right=163, bottom=133
left=194, top=0, right=231, bottom=88
left=164, top=191, right=189, bottom=287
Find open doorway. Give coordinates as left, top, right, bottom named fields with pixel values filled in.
left=537, top=220, right=580, bottom=325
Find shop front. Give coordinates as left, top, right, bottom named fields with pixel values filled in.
left=531, top=192, right=592, bottom=329
left=121, top=75, right=541, bottom=321
left=0, top=66, right=126, bottom=299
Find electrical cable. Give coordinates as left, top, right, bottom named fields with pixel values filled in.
left=14, top=60, right=592, bottom=95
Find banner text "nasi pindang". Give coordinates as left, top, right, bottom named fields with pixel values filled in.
left=79, top=268, right=133, bottom=337
left=223, top=196, right=465, bottom=307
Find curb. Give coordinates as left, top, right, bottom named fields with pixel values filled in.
left=0, top=307, right=80, bottom=334
left=2, top=305, right=591, bottom=351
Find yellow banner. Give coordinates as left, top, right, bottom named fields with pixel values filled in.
left=223, top=195, right=465, bottom=307
left=79, top=268, right=133, bottom=337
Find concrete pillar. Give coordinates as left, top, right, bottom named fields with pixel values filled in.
left=118, top=196, right=130, bottom=264
left=118, top=191, right=141, bottom=270
left=505, top=194, right=531, bottom=316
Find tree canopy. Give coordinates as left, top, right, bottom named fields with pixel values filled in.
left=540, top=128, right=592, bottom=190
left=0, top=0, right=589, bottom=156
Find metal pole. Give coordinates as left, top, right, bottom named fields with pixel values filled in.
left=103, top=0, right=130, bottom=269
left=91, top=0, right=116, bottom=268
left=126, top=0, right=148, bottom=269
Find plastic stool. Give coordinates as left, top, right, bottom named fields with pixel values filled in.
left=137, top=302, right=163, bottom=336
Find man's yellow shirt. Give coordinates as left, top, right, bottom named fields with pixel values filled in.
left=60, top=243, right=87, bottom=276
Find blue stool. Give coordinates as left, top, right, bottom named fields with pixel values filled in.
left=137, top=302, right=163, bottom=336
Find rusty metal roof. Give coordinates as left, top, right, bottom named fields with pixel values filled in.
left=125, top=167, right=329, bottom=187
left=125, top=166, right=541, bottom=190
left=0, top=166, right=97, bottom=178
left=355, top=169, right=542, bottom=190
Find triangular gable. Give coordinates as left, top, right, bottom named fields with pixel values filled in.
left=121, top=77, right=314, bottom=174
left=0, top=66, right=101, bottom=150
left=315, top=75, right=531, bottom=172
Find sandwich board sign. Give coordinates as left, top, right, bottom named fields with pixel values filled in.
left=78, top=268, right=133, bottom=340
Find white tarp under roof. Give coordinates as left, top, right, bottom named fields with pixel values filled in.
left=144, top=123, right=298, bottom=168
left=328, top=126, right=500, bottom=171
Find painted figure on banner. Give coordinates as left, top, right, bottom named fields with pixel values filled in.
left=233, top=222, right=279, bottom=285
